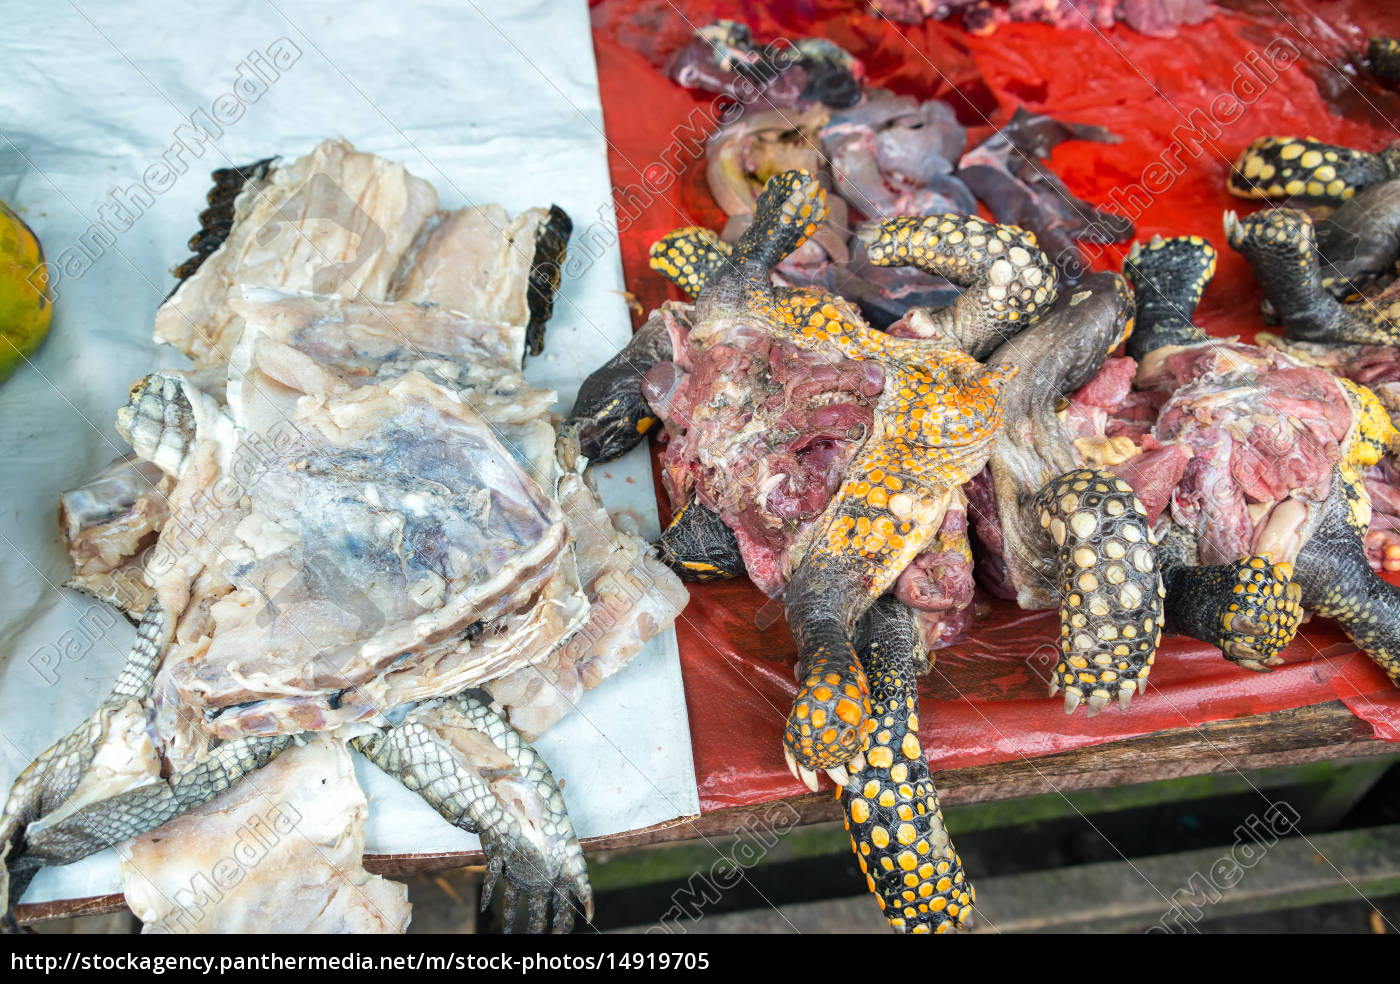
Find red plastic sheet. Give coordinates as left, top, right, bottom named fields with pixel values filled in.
left=589, top=0, right=1400, bottom=812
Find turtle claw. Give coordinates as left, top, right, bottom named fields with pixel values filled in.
left=501, top=880, right=520, bottom=934
left=826, top=767, right=850, bottom=788
left=785, top=746, right=800, bottom=783
left=799, top=764, right=821, bottom=792
left=480, top=854, right=505, bottom=912
left=1063, top=677, right=1146, bottom=717
left=1118, top=680, right=1136, bottom=710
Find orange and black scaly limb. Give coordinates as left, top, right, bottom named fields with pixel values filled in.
left=839, top=597, right=971, bottom=934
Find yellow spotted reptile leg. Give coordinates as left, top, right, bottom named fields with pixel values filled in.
left=1162, top=553, right=1303, bottom=672
left=783, top=447, right=950, bottom=776
left=841, top=597, right=972, bottom=934
left=648, top=227, right=733, bottom=298
left=1033, top=469, right=1165, bottom=714
left=860, top=214, right=1058, bottom=358
left=1225, top=208, right=1400, bottom=347
left=784, top=350, right=1014, bottom=771
left=1227, top=136, right=1398, bottom=203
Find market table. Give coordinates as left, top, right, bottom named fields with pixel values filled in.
left=16, top=699, right=1390, bottom=925
left=16, top=0, right=1400, bottom=927
left=589, top=0, right=1400, bottom=815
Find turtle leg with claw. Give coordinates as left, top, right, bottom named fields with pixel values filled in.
left=0, top=604, right=287, bottom=928
left=1295, top=470, right=1400, bottom=685
left=1225, top=208, right=1400, bottom=346
left=1033, top=469, right=1166, bottom=714
left=1228, top=137, right=1400, bottom=204
left=840, top=596, right=972, bottom=934
left=784, top=353, right=1013, bottom=775
left=1156, top=527, right=1304, bottom=673
left=351, top=691, right=591, bottom=934
left=1122, top=235, right=1216, bottom=358
left=1123, top=235, right=1304, bottom=671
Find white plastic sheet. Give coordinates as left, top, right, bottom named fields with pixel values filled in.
left=0, top=0, right=698, bottom=908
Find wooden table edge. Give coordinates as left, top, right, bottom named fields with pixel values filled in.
left=16, top=698, right=1394, bottom=924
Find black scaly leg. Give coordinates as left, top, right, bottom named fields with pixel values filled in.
left=1121, top=235, right=1215, bottom=358
left=1295, top=470, right=1400, bottom=685
left=840, top=596, right=971, bottom=934
left=523, top=206, right=572, bottom=359
left=1225, top=208, right=1400, bottom=346
left=1124, top=234, right=1308, bottom=670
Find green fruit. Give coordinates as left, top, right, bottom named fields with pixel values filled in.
left=0, top=198, right=53, bottom=382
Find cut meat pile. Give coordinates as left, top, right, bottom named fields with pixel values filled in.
left=870, top=0, right=1216, bottom=38
left=645, top=301, right=882, bottom=595
left=1250, top=334, right=1400, bottom=571
left=667, top=22, right=1136, bottom=327
left=59, top=140, right=686, bottom=930
left=1065, top=341, right=1363, bottom=566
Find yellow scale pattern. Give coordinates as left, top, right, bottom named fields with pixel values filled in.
left=1033, top=469, right=1166, bottom=712
left=1215, top=557, right=1304, bottom=671
left=649, top=227, right=732, bottom=299
left=761, top=288, right=1016, bottom=766
left=1229, top=136, right=1389, bottom=203
left=840, top=657, right=971, bottom=934
left=864, top=214, right=1058, bottom=354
